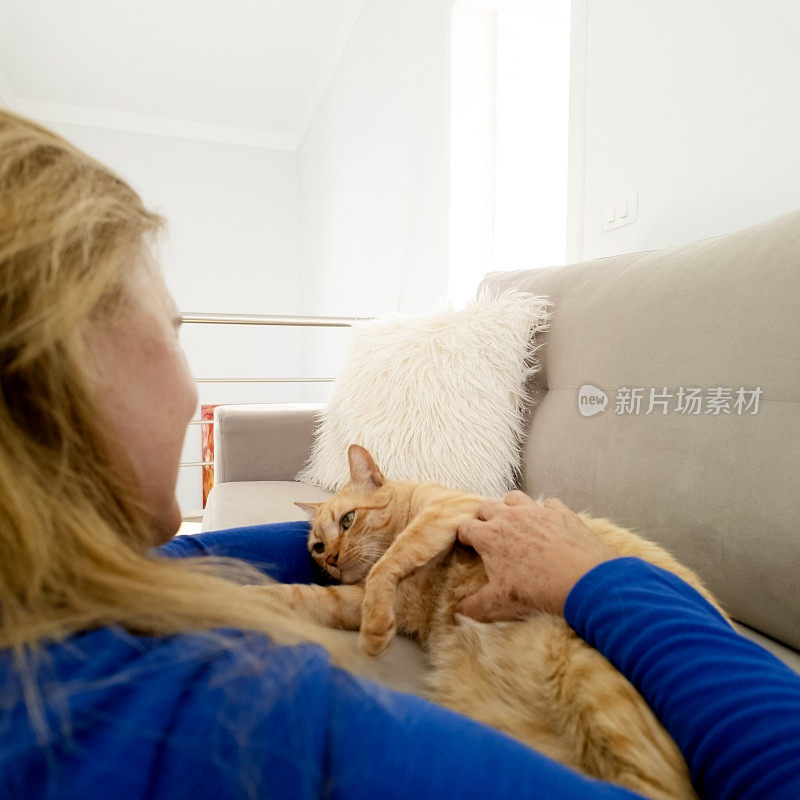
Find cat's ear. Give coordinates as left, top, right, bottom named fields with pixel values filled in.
left=294, top=501, right=322, bottom=516
left=347, top=444, right=386, bottom=489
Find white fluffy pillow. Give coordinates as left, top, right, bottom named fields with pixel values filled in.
left=296, top=291, right=550, bottom=496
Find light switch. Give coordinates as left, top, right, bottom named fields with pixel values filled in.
left=602, top=190, right=638, bottom=232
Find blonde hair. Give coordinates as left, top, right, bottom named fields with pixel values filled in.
left=0, top=110, right=356, bottom=696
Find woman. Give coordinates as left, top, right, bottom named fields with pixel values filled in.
left=1, top=109, right=798, bottom=799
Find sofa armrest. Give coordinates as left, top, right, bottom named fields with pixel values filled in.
left=213, top=403, right=323, bottom=483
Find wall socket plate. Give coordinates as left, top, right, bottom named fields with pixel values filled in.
left=602, top=190, right=639, bottom=232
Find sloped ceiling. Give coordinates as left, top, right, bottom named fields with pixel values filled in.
left=0, top=0, right=366, bottom=150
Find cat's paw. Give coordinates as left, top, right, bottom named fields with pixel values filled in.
left=360, top=574, right=397, bottom=656
left=359, top=610, right=397, bottom=657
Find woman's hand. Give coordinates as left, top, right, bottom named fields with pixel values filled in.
left=456, top=492, right=616, bottom=621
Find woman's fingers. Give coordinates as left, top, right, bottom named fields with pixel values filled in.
left=461, top=492, right=538, bottom=550
left=503, top=490, right=531, bottom=506
left=542, top=497, right=568, bottom=510
left=476, top=498, right=504, bottom=522
left=478, top=491, right=534, bottom=520
left=456, top=576, right=541, bottom=623
left=455, top=584, right=501, bottom=622
left=457, top=517, right=491, bottom=551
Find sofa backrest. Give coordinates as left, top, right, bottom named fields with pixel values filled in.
left=481, top=209, right=800, bottom=652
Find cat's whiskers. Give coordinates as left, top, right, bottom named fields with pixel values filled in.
left=355, top=545, right=385, bottom=560
left=337, top=547, right=386, bottom=582
left=352, top=551, right=384, bottom=568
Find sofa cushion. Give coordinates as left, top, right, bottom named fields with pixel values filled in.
left=482, top=209, right=800, bottom=651
left=733, top=623, right=800, bottom=675
left=202, top=481, right=332, bottom=532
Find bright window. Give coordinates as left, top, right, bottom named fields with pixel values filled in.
left=449, top=0, right=572, bottom=304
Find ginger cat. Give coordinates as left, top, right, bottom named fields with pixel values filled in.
left=265, top=445, right=723, bottom=800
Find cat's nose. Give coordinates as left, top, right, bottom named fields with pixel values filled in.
left=326, top=552, right=339, bottom=567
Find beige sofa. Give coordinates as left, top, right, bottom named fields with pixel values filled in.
left=203, top=208, right=800, bottom=681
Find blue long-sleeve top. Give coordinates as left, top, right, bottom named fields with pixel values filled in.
left=1, top=522, right=799, bottom=799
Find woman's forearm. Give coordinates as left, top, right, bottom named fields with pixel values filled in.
left=565, top=557, right=800, bottom=800
left=156, top=521, right=322, bottom=583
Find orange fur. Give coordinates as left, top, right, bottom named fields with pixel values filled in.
left=270, top=446, right=724, bottom=800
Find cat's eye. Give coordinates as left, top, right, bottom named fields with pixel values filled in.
left=340, top=510, right=355, bottom=530
left=311, top=541, right=325, bottom=554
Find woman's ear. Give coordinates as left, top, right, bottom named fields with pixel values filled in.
left=294, top=501, right=322, bottom=516
left=347, top=444, right=386, bottom=489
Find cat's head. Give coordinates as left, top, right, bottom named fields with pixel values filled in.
left=295, top=445, right=404, bottom=584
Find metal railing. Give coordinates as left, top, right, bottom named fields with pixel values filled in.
left=178, top=312, right=362, bottom=518
left=181, top=311, right=363, bottom=328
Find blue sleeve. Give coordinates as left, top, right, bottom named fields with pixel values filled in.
left=320, top=663, right=647, bottom=800
left=156, top=521, right=328, bottom=584
left=150, top=636, right=648, bottom=800
left=564, top=557, right=800, bottom=800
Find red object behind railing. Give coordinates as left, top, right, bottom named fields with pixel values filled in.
left=200, top=405, right=219, bottom=508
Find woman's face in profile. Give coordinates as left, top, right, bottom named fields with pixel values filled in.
left=88, top=254, right=198, bottom=545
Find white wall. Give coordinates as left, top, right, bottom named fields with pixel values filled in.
left=297, top=0, right=450, bottom=319
left=296, top=0, right=451, bottom=401
left=0, top=73, right=11, bottom=109
left=580, top=0, right=800, bottom=260
left=449, top=0, right=572, bottom=303
left=49, top=122, right=301, bottom=316
left=47, top=122, right=304, bottom=512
